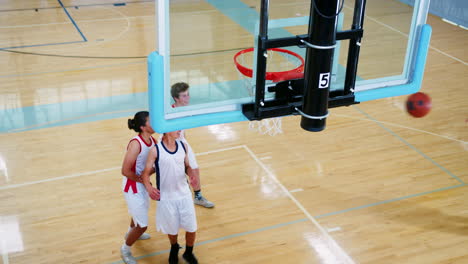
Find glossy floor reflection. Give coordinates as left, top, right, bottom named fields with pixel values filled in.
left=0, top=216, right=24, bottom=255
left=0, top=0, right=467, bottom=263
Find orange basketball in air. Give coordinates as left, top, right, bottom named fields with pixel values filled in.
left=406, top=92, right=432, bottom=118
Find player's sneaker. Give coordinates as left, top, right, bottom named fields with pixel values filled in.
left=194, top=196, right=215, bottom=208
left=169, top=243, right=180, bottom=264
left=120, top=247, right=137, bottom=264
left=182, top=252, right=199, bottom=264
left=125, top=232, right=151, bottom=240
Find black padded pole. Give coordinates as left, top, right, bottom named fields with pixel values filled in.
left=254, top=0, right=270, bottom=117
left=300, top=0, right=340, bottom=132
left=344, top=0, right=366, bottom=95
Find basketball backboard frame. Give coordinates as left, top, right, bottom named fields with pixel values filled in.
left=148, top=0, right=431, bottom=133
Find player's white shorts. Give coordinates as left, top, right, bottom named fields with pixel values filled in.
left=181, top=139, right=198, bottom=169
left=123, top=183, right=149, bottom=228
left=156, top=196, right=197, bottom=235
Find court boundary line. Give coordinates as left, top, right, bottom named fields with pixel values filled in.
left=109, top=144, right=355, bottom=263
left=0, top=167, right=120, bottom=191
left=108, top=144, right=466, bottom=263
left=315, top=183, right=466, bottom=219
left=2, top=2, right=463, bottom=65
left=4, top=143, right=465, bottom=263
left=343, top=4, right=467, bottom=65
left=0, top=16, right=153, bottom=29
left=353, top=105, right=465, bottom=185
left=0, top=145, right=245, bottom=191
left=0, top=41, right=84, bottom=51
left=0, top=5, right=151, bottom=51
left=108, top=218, right=309, bottom=264
left=0, top=0, right=152, bottom=13
left=107, top=184, right=466, bottom=263
left=0, top=0, right=466, bottom=132
left=242, top=145, right=356, bottom=264
left=334, top=113, right=467, bottom=144
left=57, top=0, right=87, bottom=42
left=0, top=60, right=144, bottom=78
left=0, top=0, right=90, bottom=50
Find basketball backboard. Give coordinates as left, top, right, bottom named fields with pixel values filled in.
left=148, top=0, right=431, bottom=133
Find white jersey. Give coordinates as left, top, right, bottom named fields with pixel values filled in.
left=158, top=130, right=198, bottom=169
left=155, top=140, right=191, bottom=200
left=179, top=130, right=186, bottom=142
left=122, top=135, right=156, bottom=194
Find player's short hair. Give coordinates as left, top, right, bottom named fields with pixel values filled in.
left=171, top=82, right=189, bottom=99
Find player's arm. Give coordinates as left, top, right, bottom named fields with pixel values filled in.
left=121, top=140, right=142, bottom=182
left=183, top=142, right=198, bottom=189
left=148, top=137, right=158, bottom=175
left=142, top=147, right=160, bottom=200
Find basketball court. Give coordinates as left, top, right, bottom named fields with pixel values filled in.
left=0, top=0, right=467, bottom=263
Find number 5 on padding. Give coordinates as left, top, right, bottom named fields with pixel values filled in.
left=318, top=73, right=330, bottom=89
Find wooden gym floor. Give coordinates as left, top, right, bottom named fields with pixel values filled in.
left=0, top=0, right=467, bottom=263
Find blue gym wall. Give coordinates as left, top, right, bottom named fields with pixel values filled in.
left=399, top=0, right=467, bottom=28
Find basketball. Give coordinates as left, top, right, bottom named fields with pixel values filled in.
left=406, top=92, right=432, bottom=118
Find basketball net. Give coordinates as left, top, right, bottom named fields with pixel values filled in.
left=234, top=48, right=304, bottom=136
left=248, top=117, right=283, bottom=136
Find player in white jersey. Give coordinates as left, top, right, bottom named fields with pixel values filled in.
left=120, top=111, right=156, bottom=264
left=170, top=82, right=215, bottom=208
left=142, top=130, right=199, bottom=264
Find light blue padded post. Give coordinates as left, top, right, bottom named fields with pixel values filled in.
left=148, top=52, right=247, bottom=133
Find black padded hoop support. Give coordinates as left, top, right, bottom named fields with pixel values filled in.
left=242, top=0, right=366, bottom=132
left=300, top=0, right=340, bottom=132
